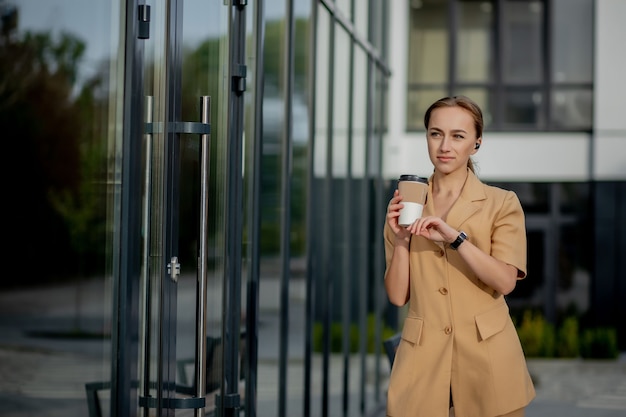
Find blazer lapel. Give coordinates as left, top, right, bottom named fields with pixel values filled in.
left=445, top=170, right=486, bottom=230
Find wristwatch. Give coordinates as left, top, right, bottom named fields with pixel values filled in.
left=450, top=231, right=467, bottom=250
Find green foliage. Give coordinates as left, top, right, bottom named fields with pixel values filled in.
left=312, top=315, right=396, bottom=354
left=263, top=18, right=309, bottom=87
left=48, top=141, right=107, bottom=260
left=555, top=316, right=580, bottom=358
left=517, top=310, right=555, bottom=357
left=313, top=310, right=620, bottom=360
left=1, top=25, right=109, bottom=283
left=516, top=310, right=619, bottom=360
left=580, top=327, right=619, bottom=359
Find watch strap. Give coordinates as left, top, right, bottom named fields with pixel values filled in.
left=450, top=231, right=467, bottom=250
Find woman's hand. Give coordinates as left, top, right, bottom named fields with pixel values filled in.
left=406, top=215, right=458, bottom=244
left=386, top=190, right=411, bottom=241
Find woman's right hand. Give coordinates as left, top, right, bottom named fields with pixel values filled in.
left=387, top=190, right=411, bottom=241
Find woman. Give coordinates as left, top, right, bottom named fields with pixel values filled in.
left=384, top=96, right=535, bottom=417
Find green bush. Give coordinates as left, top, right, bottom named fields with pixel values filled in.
left=313, top=309, right=621, bottom=359
left=516, top=310, right=555, bottom=357
left=556, top=316, right=579, bottom=358
left=515, top=309, right=619, bottom=360
left=312, top=315, right=396, bottom=354
left=580, top=327, right=619, bottom=359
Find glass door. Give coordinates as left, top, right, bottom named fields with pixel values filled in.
left=131, top=0, right=240, bottom=416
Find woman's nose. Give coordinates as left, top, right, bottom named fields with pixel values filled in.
left=439, top=136, right=451, bottom=151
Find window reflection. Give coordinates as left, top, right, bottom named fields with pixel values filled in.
left=405, top=0, right=593, bottom=131
left=407, top=0, right=448, bottom=85
left=503, top=89, right=544, bottom=128
left=502, top=0, right=543, bottom=84
left=457, top=0, right=493, bottom=83
left=551, top=89, right=593, bottom=130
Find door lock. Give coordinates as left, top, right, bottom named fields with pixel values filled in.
left=167, top=257, right=181, bottom=282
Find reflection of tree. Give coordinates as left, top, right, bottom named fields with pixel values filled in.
left=172, top=17, right=310, bottom=260
left=259, top=19, right=310, bottom=255
left=177, top=37, right=224, bottom=266
left=263, top=18, right=309, bottom=90
left=176, top=22, right=312, bottom=259
left=1, top=4, right=107, bottom=286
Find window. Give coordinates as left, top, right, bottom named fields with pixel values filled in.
left=406, top=0, right=593, bottom=131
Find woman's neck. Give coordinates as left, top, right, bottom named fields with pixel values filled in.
left=432, top=168, right=469, bottom=197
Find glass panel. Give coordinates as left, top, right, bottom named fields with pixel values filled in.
left=370, top=0, right=389, bottom=134
left=455, top=88, right=492, bottom=127
left=407, top=0, right=449, bottom=85
left=0, top=0, right=119, bottom=415
left=336, top=0, right=353, bottom=22
left=457, top=0, right=494, bottom=83
left=552, top=0, right=593, bottom=83
left=406, top=89, right=447, bottom=131
left=369, top=0, right=387, bottom=68
left=175, top=0, right=230, bottom=407
left=352, top=47, right=369, bottom=178
left=135, top=0, right=232, bottom=413
left=315, top=7, right=331, bottom=178
left=550, top=89, right=593, bottom=130
left=259, top=0, right=286, bottom=262
left=503, top=89, right=545, bottom=128
left=352, top=47, right=367, bottom=414
left=333, top=28, right=351, bottom=177
left=354, top=0, right=370, bottom=35
left=327, top=23, right=353, bottom=417
left=257, top=1, right=314, bottom=415
left=141, top=0, right=166, bottom=407
left=502, top=0, right=544, bottom=84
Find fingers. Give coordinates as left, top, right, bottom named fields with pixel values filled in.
left=414, top=216, right=431, bottom=231
left=387, top=191, right=403, bottom=212
left=408, top=216, right=456, bottom=243
left=387, top=191, right=405, bottom=235
left=406, top=219, right=421, bottom=235
left=408, top=216, right=440, bottom=236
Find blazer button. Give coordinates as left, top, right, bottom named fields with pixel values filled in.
left=444, top=326, right=453, bottom=335
left=438, top=249, right=445, bottom=257
left=438, top=287, right=448, bottom=295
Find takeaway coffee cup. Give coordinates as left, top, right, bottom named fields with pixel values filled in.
left=397, top=175, right=428, bottom=226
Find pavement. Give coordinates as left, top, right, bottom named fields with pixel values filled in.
left=0, top=275, right=625, bottom=417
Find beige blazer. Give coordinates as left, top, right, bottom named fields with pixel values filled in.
left=384, top=170, right=536, bottom=417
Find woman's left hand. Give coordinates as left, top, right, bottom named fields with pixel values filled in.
left=406, top=216, right=458, bottom=244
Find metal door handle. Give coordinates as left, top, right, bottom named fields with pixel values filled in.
left=196, top=96, right=211, bottom=414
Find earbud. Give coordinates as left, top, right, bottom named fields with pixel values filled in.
left=474, top=143, right=480, bottom=150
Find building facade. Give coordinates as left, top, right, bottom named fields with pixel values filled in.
left=383, top=0, right=626, bottom=347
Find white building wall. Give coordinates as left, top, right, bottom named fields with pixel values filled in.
left=383, top=1, right=626, bottom=183
left=593, top=0, right=626, bottom=181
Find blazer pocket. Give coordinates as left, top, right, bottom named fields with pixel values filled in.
left=475, top=303, right=509, bottom=341
left=401, top=316, right=424, bottom=345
